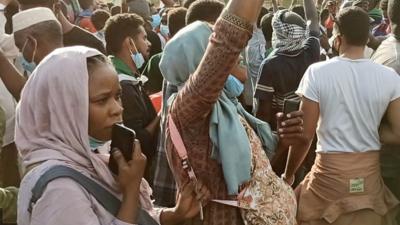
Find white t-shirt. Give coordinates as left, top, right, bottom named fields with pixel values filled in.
left=0, top=80, right=16, bottom=147
left=297, top=57, right=400, bottom=153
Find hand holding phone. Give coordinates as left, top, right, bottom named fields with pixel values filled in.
left=277, top=99, right=304, bottom=147
left=283, top=99, right=300, bottom=118
left=109, top=124, right=136, bottom=175
left=111, top=139, right=147, bottom=194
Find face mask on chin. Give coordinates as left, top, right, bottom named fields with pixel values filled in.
left=21, top=56, right=37, bottom=73
left=89, top=136, right=107, bottom=151
left=224, top=75, right=244, bottom=98
left=129, top=39, right=145, bottom=70
left=21, top=38, right=37, bottom=73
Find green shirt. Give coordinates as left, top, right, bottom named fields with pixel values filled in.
left=109, top=55, right=134, bottom=76
left=144, top=53, right=163, bottom=94
left=369, top=8, right=383, bottom=23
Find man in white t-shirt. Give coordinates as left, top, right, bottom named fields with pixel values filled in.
left=284, top=7, right=400, bottom=224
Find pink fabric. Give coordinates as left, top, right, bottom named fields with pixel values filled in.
left=15, top=46, right=119, bottom=192
left=15, top=46, right=157, bottom=224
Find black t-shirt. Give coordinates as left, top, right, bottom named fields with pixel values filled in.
left=120, top=80, right=157, bottom=160
left=63, top=26, right=106, bottom=54
left=255, top=32, right=320, bottom=127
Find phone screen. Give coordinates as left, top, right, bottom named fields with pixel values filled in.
left=108, top=124, right=136, bottom=175
left=283, top=99, right=300, bottom=117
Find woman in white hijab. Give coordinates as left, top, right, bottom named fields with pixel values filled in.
left=15, top=46, right=209, bottom=225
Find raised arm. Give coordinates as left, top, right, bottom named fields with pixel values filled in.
left=170, top=0, right=263, bottom=126
left=272, top=0, right=279, bottom=13
left=304, top=0, right=320, bottom=35
left=0, top=0, right=19, bottom=60
left=0, top=50, right=26, bottom=101
left=290, top=0, right=297, bottom=9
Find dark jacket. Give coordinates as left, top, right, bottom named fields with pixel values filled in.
left=110, top=56, right=158, bottom=160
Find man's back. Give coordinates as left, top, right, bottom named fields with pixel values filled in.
left=297, top=57, right=400, bottom=152
left=255, top=35, right=320, bottom=127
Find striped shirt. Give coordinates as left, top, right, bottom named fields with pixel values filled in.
left=255, top=34, right=320, bottom=127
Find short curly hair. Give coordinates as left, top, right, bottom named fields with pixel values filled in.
left=335, top=6, right=370, bottom=46
left=104, top=13, right=144, bottom=55
left=91, top=9, right=110, bottom=31
left=186, top=0, right=224, bottom=25
left=168, top=7, right=187, bottom=36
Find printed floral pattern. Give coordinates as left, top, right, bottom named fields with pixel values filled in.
left=239, top=117, right=297, bottom=225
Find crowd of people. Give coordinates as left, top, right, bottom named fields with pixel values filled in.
left=0, top=0, right=399, bottom=224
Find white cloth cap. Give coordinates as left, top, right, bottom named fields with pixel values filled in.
left=13, top=7, right=58, bottom=32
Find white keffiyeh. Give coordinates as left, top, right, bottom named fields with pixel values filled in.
left=272, top=10, right=308, bottom=53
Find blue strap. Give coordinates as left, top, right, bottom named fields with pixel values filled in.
left=29, top=165, right=158, bottom=225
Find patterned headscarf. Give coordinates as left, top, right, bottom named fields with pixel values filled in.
left=272, top=10, right=307, bottom=53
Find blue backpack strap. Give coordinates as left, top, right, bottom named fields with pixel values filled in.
left=29, top=165, right=159, bottom=225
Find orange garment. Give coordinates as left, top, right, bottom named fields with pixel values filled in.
left=150, top=91, right=162, bottom=113
left=324, top=15, right=335, bottom=30
left=78, top=17, right=96, bottom=33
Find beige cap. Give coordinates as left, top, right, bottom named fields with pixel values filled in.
left=13, top=7, right=58, bottom=32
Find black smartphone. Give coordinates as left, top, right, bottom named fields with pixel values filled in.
left=108, top=124, right=136, bottom=175
left=283, top=99, right=300, bottom=117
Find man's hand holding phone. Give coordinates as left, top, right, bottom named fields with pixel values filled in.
left=111, top=139, right=147, bottom=193
left=277, top=99, right=306, bottom=148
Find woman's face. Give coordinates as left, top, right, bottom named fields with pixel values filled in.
left=88, top=63, right=123, bottom=141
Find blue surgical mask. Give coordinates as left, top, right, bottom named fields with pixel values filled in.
left=131, top=52, right=145, bottom=69
left=20, top=38, right=37, bottom=73
left=224, top=75, right=244, bottom=98
left=89, top=136, right=106, bottom=151
left=130, top=39, right=145, bottom=69
left=160, top=24, right=169, bottom=37
left=151, top=14, right=162, bottom=29
left=21, top=56, right=37, bottom=73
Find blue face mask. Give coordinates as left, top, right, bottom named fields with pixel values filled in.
left=89, top=136, right=106, bottom=151
left=131, top=52, right=145, bottom=69
left=224, top=75, right=244, bottom=98
left=21, top=56, right=37, bottom=73
left=21, top=38, right=37, bottom=73
left=151, top=14, right=162, bottom=29
left=130, top=39, right=146, bottom=69
left=160, top=24, right=169, bottom=37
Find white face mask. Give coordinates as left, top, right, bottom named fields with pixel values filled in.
left=130, top=39, right=145, bottom=69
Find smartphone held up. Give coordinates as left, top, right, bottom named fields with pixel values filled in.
left=108, top=123, right=136, bottom=175
left=283, top=99, right=300, bottom=118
